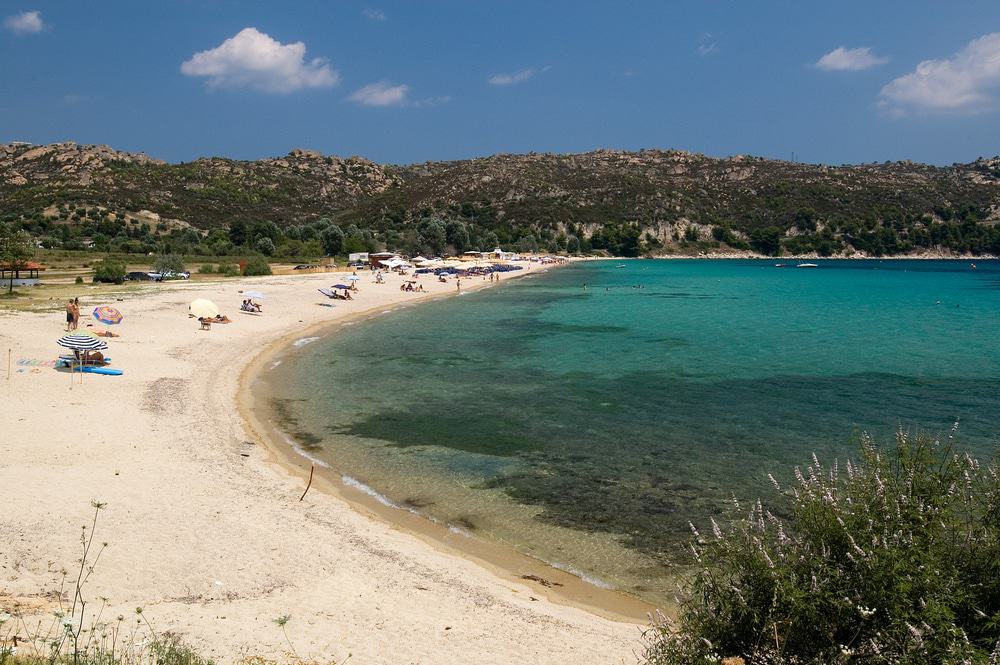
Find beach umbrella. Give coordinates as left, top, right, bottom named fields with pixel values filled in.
left=57, top=334, right=109, bottom=351
left=189, top=298, right=219, bottom=318
left=242, top=290, right=266, bottom=300
left=331, top=283, right=351, bottom=289
left=346, top=275, right=360, bottom=282
left=57, top=334, right=108, bottom=388
left=92, top=305, right=123, bottom=325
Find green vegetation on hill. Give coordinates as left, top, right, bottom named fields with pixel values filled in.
left=2, top=142, right=999, bottom=258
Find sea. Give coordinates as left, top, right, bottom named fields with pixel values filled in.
left=260, top=259, right=1000, bottom=604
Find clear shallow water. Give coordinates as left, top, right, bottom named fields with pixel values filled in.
left=263, top=259, right=1000, bottom=603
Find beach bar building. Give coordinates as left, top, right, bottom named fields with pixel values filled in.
left=0, top=261, right=45, bottom=286
left=369, top=251, right=400, bottom=266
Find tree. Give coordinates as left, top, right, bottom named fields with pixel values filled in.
left=153, top=254, right=186, bottom=274
left=320, top=225, right=344, bottom=256
left=749, top=226, right=783, bottom=256
left=228, top=220, right=249, bottom=247
left=92, top=257, right=126, bottom=284
left=242, top=256, right=272, bottom=276
left=566, top=235, right=581, bottom=254
left=255, top=236, right=276, bottom=256
left=417, top=217, right=447, bottom=255
left=446, top=220, right=470, bottom=253
left=0, top=226, right=34, bottom=294
left=515, top=235, right=538, bottom=253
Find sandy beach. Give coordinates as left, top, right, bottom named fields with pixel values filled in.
left=0, top=265, right=644, bottom=664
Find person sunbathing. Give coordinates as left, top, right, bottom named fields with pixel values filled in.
left=79, top=351, right=105, bottom=366
left=212, top=314, right=232, bottom=323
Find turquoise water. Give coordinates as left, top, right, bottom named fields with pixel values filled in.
left=263, top=259, right=1000, bottom=602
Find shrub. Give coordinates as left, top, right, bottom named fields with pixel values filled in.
left=643, top=428, right=1000, bottom=665
left=92, top=258, right=126, bottom=284
left=242, top=257, right=271, bottom=276
left=217, top=263, right=240, bottom=277
left=198, top=263, right=215, bottom=274
left=74, top=276, right=83, bottom=284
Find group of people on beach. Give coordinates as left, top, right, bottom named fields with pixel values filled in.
left=400, top=281, right=426, bottom=292
left=240, top=299, right=262, bottom=313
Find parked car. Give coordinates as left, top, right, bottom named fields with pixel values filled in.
left=293, top=264, right=322, bottom=270
left=124, top=271, right=155, bottom=282
left=347, top=261, right=367, bottom=269
left=149, top=271, right=190, bottom=281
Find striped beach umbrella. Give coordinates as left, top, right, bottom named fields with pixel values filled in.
left=57, top=334, right=109, bottom=351
left=93, top=305, right=123, bottom=325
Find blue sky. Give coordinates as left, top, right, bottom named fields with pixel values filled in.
left=2, top=1, right=999, bottom=165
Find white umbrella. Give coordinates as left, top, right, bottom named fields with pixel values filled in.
left=346, top=275, right=360, bottom=282
left=190, top=299, right=219, bottom=318
left=242, top=290, right=266, bottom=299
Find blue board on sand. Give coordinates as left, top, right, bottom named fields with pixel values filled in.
left=73, top=365, right=123, bottom=375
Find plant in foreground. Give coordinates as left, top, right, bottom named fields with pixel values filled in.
left=643, top=427, right=1000, bottom=664
left=1, top=502, right=347, bottom=665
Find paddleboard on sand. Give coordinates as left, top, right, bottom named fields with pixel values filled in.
left=73, top=365, right=123, bottom=376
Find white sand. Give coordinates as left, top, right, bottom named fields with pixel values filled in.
left=0, top=266, right=643, bottom=664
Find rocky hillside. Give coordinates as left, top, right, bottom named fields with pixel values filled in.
left=1, top=142, right=398, bottom=226
left=2, top=141, right=999, bottom=256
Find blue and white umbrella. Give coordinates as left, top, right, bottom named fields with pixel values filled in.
left=57, top=334, right=108, bottom=351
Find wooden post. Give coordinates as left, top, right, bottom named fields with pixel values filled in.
left=299, top=464, right=315, bottom=501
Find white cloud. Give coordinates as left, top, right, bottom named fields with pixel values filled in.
left=697, top=33, right=717, bottom=57
left=4, top=10, right=44, bottom=34
left=349, top=81, right=410, bottom=106
left=180, top=27, right=339, bottom=93
left=362, top=9, right=386, bottom=21
left=488, top=66, right=550, bottom=86
left=815, top=46, right=888, bottom=71
left=879, top=33, right=1000, bottom=114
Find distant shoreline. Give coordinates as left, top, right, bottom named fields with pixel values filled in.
left=648, top=253, right=997, bottom=261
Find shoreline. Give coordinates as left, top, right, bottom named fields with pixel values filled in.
left=0, top=263, right=644, bottom=664
left=236, top=281, right=655, bottom=623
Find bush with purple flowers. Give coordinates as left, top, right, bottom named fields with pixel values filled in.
left=643, top=426, right=1000, bottom=664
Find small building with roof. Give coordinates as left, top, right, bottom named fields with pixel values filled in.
left=0, top=261, right=45, bottom=286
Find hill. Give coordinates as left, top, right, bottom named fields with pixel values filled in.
left=2, top=141, right=999, bottom=257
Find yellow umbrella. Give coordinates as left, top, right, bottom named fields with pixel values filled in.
left=189, top=298, right=219, bottom=318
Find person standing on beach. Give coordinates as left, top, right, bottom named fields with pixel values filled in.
left=456, top=278, right=461, bottom=292
left=64, top=299, right=74, bottom=331
left=71, top=298, right=80, bottom=330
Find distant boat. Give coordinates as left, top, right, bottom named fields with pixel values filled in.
left=774, top=263, right=788, bottom=267
left=796, top=263, right=818, bottom=268
left=616, top=264, right=627, bottom=268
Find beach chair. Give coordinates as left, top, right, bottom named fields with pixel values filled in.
left=199, top=318, right=212, bottom=331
